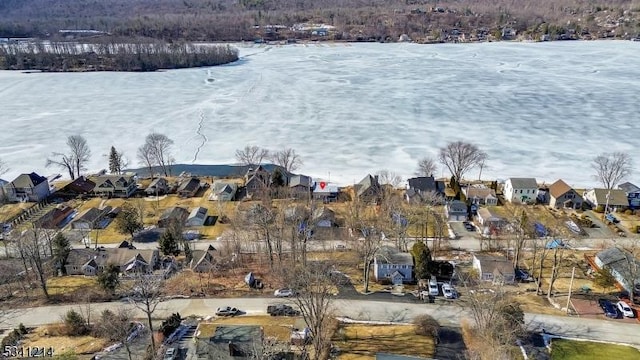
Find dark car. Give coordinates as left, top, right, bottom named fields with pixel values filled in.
left=515, top=268, right=534, bottom=282
left=598, top=299, right=619, bottom=318
left=215, top=306, right=241, bottom=317
left=463, top=222, right=475, bottom=232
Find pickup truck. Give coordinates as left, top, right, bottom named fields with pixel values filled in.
left=267, top=304, right=300, bottom=317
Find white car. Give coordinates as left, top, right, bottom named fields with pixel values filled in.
left=617, top=301, right=635, bottom=318
left=442, top=284, right=457, bottom=299
left=428, top=279, right=439, bottom=296
left=274, top=288, right=294, bottom=297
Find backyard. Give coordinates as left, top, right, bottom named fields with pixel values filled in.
left=550, top=339, right=640, bottom=360
left=332, top=324, right=435, bottom=360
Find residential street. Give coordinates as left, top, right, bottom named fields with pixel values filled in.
left=2, top=297, right=640, bottom=347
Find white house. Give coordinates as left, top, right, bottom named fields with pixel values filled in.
left=595, top=247, right=640, bottom=294
left=472, top=254, right=515, bottom=284
left=503, top=178, right=538, bottom=203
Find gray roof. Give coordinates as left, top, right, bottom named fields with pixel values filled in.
left=507, top=178, right=538, bottom=189
left=160, top=206, right=189, bottom=221
left=289, top=175, right=312, bottom=188
left=146, top=177, right=167, bottom=190
left=375, top=246, right=413, bottom=266
left=178, top=177, right=200, bottom=193
left=66, top=248, right=156, bottom=268
left=188, top=207, right=208, bottom=221
left=619, top=182, right=640, bottom=193
left=210, top=325, right=262, bottom=344
left=447, top=200, right=468, bottom=212
left=213, top=181, right=237, bottom=194
left=596, top=248, right=640, bottom=279
left=587, top=188, right=629, bottom=206
left=407, top=176, right=444, bottom=193
left=92, top=175, right=135, bottom=188
left=10, top=172, right=47, bottom=188
left=74, top=207, right=111, bottom=224
left=473, top=254, right=515, bottom=277
left=357, top=174, right=380, bottom=197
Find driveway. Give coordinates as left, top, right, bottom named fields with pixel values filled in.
left=582, top=211, right=615, bottom=238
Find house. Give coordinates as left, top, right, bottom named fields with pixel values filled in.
left=472, top=254, right=515, bottom=284
left=405, top=176, right=445, bottom=203
left=59, top=176, right=96, bottom=196
left=501, top=27, right=517, bottom=40
left=503, top=178, right=538, bottom=204
left=373, top=246, right=414, bottom=285
left=619, top=182, right=640, bottom=209
left=312, top=181, right=340, bottom=203
left=311, top=207, right=336, bottom=228
left=595, top=247, right=640, bottom=294
left=34, top=204, right=74, bottom=229
left=189, top=249, right=216, bottom=273
left=356, top=174, right=381, bottom=203
left=444, top=200, right=468, bottom=221
left=177, top=177, right=201, bottom=198
left=185, top=207, right=208, bottom=227
left=64, top=248, right=159, bottom=276
left=548, top=179, right=583, bottom=209
left=71, top=207, right=111, bottom=230
left=91, top=175, right=137, bottom=198
left=3, top=172, right=50, bottom=202
left=158, top=206, right=189, bottom=228
left=583, top=188, right=629, bottom=212
left=209, top=181, right=238, bottom=201
left=145, top=177, right=169, bottom=196
left=195, top=325, right=264, bottom=359
left=476, top=207, right=506, bottom=228
left=0, top=178, right=7, bottom=201
left=289, top=175, right=312, bottom=199
left=462, top=184, right=498, bottom=206
left=244, top=165, right=270, bottom=198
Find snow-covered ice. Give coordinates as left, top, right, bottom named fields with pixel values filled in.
left=0, top=41, right=638, bottom=187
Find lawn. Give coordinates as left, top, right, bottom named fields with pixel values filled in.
left=47, top=276, right=100, bottom=296
left=0, top=202, right=33, bottom=222
left=333, top=324, right=435, bottom=360
left=550, top=339, right=640, bottom=360
left=197, top=316, right=300, bottom=342
left=23, top=324, right=109, bottom=356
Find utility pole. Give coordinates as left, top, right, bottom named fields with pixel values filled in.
left=566, top=266, right=576, bottom=314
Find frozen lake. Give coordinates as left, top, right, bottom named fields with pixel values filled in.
left=0, top=41, right=638, bottom=187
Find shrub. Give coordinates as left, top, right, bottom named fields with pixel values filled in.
left=160, top=312, right=182, bottom=337
left=1, top=329, right=22, bottom=348
left=63, top=309, right=89, bottom=336
left=413, top=314, right=440, bottom=338
left=18, top=323, right=28, bottom=335
left=624, top=209, right=633, bottom=215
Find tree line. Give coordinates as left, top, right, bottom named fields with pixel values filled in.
left=0, top=41, right=239, bottom=71
left=0, top=0, right=638, bottom=42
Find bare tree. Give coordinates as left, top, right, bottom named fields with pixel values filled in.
left=68, top=135, right=91, bottom=178
left=355, top=224, right=383, bottom=294
left=270, top=147, right=303, bottom=173
left=235, top=145, right=269, bottom=166
left=592, top=152, right=633, bottom=189
left=137, top=142, right=155, bottom=179
left=16, top=225, right=51, bottom=299
left=376, top=169, right=403, bottom=188
left=46, top=151, right=75, bottom=180
left=243, top=203, right=277, bottom=267
left=438, top=140, right=487, bottom=182
left=284, top=262, right=336, bottom=360
left=96, top=308, right=137, bottom=360
left=416, top=156, right=437, bottom=177
left=144, top=133, right=174, bottom=177
left=128, top=273, right=163, bottom=352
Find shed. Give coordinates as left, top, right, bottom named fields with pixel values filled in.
left=185, top=207, right=208, bottom=227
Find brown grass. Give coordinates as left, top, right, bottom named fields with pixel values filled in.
left=0, top=202, right=33, bottom=222
left=46, top=276, right=100, bottom=296
left=333, top=324, right=435, bottom=360
left=197, top=316, right=299, bottom=342
left=23, top=324, right=109, bottom=355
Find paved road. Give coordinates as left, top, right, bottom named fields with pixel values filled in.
left=2, top=298, right=640, bottom=347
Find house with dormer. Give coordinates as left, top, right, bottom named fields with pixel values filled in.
left=91, top=175, right=137, bottom=198
left=65, top=248, right=159, bottom=276
left=619, top=182, right=640, bottom=209
left=462, top=184, right=498, bottom=206
left=355, top=174, right=381, bottom=203
left=244, top=165, right=270, bottom=198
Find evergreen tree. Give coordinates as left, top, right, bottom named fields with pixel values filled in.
left=108, top=146, right=121, bottom=174
left=97, top=264, right=121, bottom=294
left=159, top=230, right=180, bottom=256
left=115, top=204, right=143, bottom=240
left=411, top=241, right=432, bottom=280
left=271, top=168, right=286, bottom=187
left=183, top=241, right=193, bottom=263
left=52, top=233, right=71, bottom=275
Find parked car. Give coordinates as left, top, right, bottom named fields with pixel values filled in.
left=267, top=304, right=300, bottom=317
left=335, top=244, right=346, bottom=251
left=163, top=348, right=177, bottom=360
left=274, top=288, right=294, bottom=297
left=442, top=283, right=457, bottom=299
left=428, top=278, right=439, bottom=296
left=463, top=221, right=475, bottom=232
left=515, top=268, right=534, bottom=283
left=215, top=306, right=240, bottom=317
left=598, top=299, right=619, bottom=318
left=617, top=301, right=635, bottom=318
left=605, top=214, right=620, bottom=224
